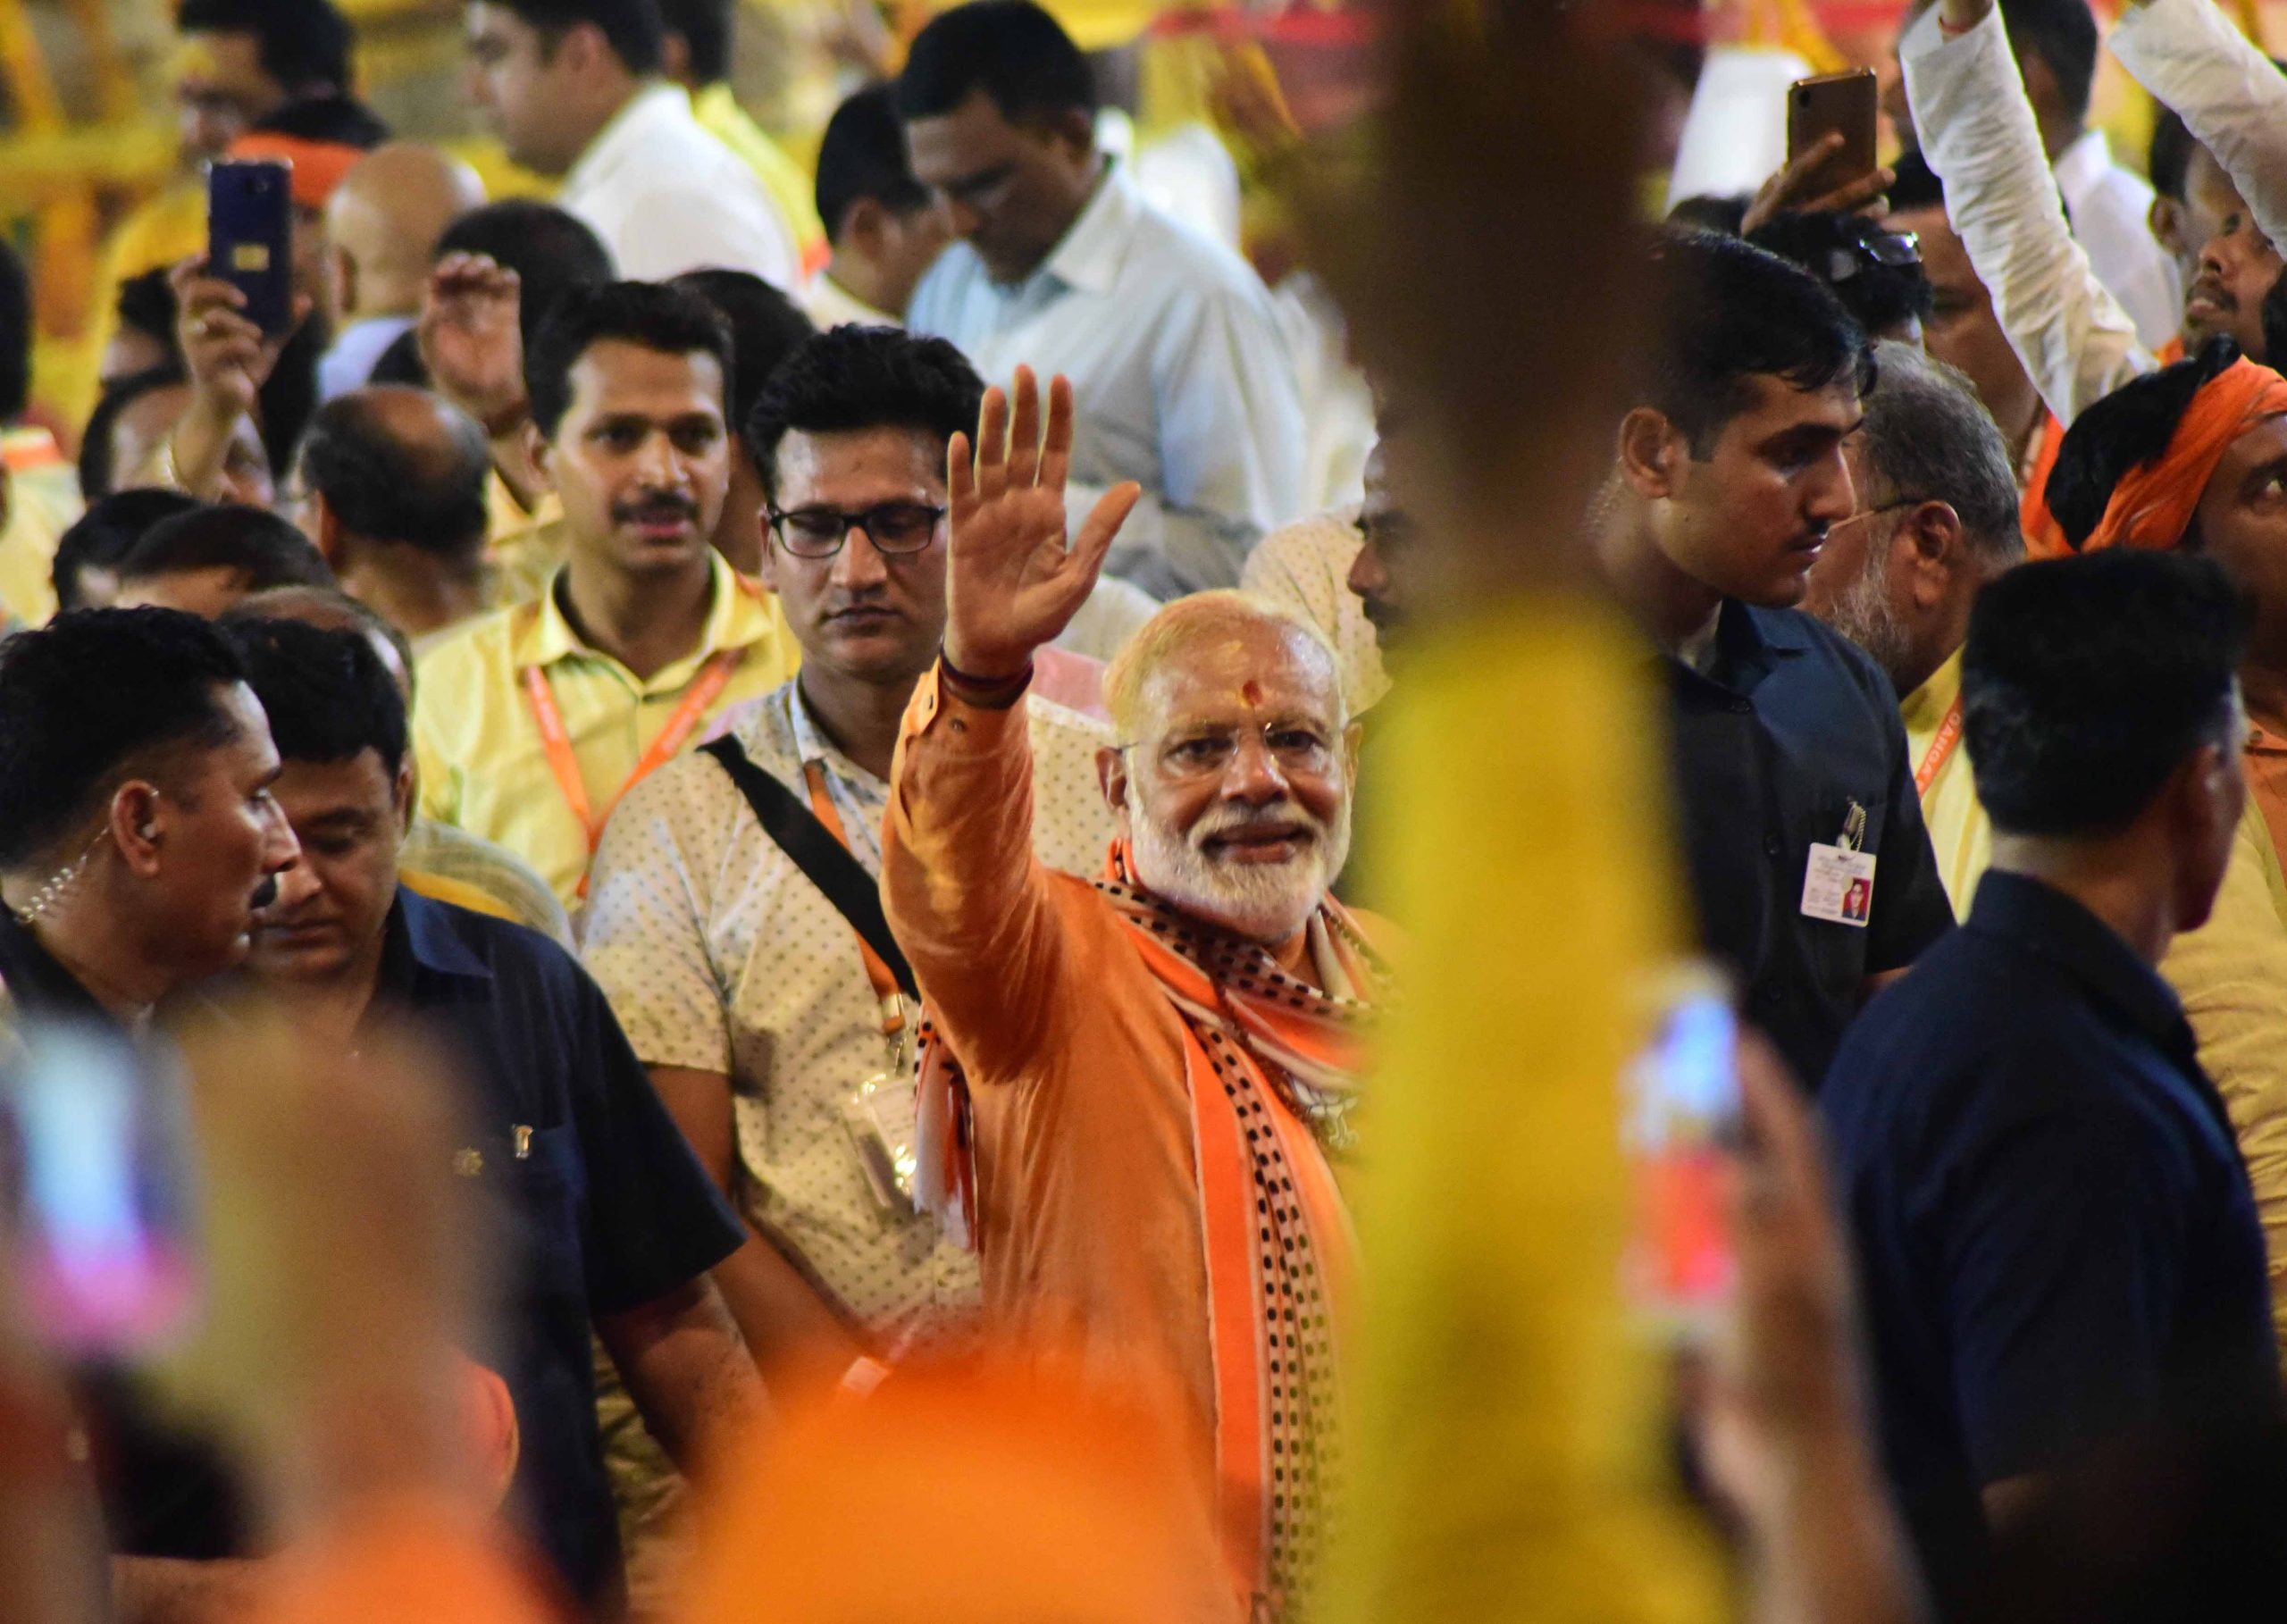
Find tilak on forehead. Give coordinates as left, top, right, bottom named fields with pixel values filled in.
left=1243, top=680, right=1264, bottom=706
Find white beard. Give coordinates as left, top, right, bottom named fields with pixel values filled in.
left=1127, top=781, right=1353, bottom=945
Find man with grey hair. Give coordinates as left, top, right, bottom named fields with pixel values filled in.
left=880, top=368, right=1391, bottom=1621
left=1804, top=340, right=2026, bottom=911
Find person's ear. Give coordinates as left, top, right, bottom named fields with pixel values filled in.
left=1097, top=743, right=1131, bottom=821
left=391, top=758, right=416, bottom=843
left=327, top=243, right=356, bottom=322
left=525, top=421, right=553, bottom=486
left=2150, top=195, right=2189, bottom=263
left=842, top=196, right=887, bottom=263
left=1048, top=106, right=1097, bottom=162
left=1900, top=499, right=1964, bottom=608
left=109, top=781, right=167, bottom=879
left=1343, top=718, right=1363, bottom=784
left=307, top=490, right=345, bottom=566
left=1618, top=408, right=1688, bottom=501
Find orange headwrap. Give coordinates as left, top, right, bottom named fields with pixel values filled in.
left=2082, top=356, right=2287, bottom=552
left=226, top=132, right=364, bottom=211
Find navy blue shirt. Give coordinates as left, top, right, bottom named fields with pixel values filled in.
left=1822, top=872, right=2281, bottom=1617
left=1665, top=601, right=1953, bottom=1088
left=0, top=894, right=742, bottom=1608
left=366, top=891, right=743, bottom=1603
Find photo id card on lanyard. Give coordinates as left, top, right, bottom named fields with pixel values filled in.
left=796, top=758, right=926, bottom=1215
left=521, top=649, right=743, bottom=899
left=1801, top=799, right=1876, bottom=928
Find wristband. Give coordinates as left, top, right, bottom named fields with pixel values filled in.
left=938, top=647, right=1034, bottom=707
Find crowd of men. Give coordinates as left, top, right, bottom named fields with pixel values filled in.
left=9, top=0, right=2287, bottom=1620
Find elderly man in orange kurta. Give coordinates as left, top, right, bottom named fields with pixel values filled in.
left=883, top=369, right=1390, bottom=1623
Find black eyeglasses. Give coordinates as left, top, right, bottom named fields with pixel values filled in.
left=1826, top=230, right=1922, bottom=285
left=767, top=502, right=948, bottom=559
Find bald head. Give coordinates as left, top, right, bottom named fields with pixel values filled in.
left=295, top=385, right=492, bottom=563
left=325, top=142, right=484, bottom=323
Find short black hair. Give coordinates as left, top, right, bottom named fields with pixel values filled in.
left=2047, top=338, right=2241, bottom=551
left=222, top=615, right=407, bottom=775
left=493, top=0, right=665, bottom=76
left=897, top=0, right=1095, bottom=124
left=295, top=389, right=491, bottom=559
left=118, top=503, right=333, bottom=595
left=1648, top=230, right=1876, bottom=456
left=2150, top=108, right=2197, bottom=207
left=1885, top=147, right=1947, bottom=213
left=113, top=267, right=180, bottom=356
left=1748, top=209, right=1936, bottom=340
left=0, top=236, right=29, bottom=423
left=668, top=271, right=816, bottom=452
left=52, top=490, right=204, bottom=613
left=223, top=585, right=417, bottom=703
left=817, top=82, right=933, bottom=239
left=2000, top=0, right=2099, bottom=125
left=176, top=0, right=355, bottom=94
left=433, top=200, right=616, bottom=357
left=657, top=0, right=731, bottom=83
left=745, top=323, right=984, bottom=504
left=1964, top=550, right=2249, bottom=837
left=78, top=362, right=190, bottom=498
left=0, top=607, right=251, bottom=869
left=526, top=280, right=733, bottom=439
left=244, top=90, right=390, bottom=149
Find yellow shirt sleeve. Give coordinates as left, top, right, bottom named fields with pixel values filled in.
left=2159, top=799, right=2287, bottom=1364
left=1323, top=605, right=1727, bottom=1624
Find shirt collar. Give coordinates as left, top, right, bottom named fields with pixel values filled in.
left=514, top=550, right=771, bottom=676
left=2051, top=129, right=2115, bottom=209
left=1964, top=869, right=2190, bottom=1050
left=1901, top=645, right=1964, bottom=735
left=561, top=80, right=685, bottom=201
left=1668, top=599, right=1811, bottom=696
left=1038, top=162, right=1142, bottom=298
left=0, top=908, right=116, bottom=1029
left=783, top=679, right=889, bottom=796
left=375, top=888, right=494, bottom=1007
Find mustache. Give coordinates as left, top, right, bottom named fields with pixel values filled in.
left=611, top=491, right=700, bottom=524
left=1192, top=801, right=1322, bottom=847
left=2191, top=275, right=2235, bottom=311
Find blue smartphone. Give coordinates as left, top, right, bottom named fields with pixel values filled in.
left=0, top=1021, right=199, bottom=1355
left=207, top=158, right=295, bottom=338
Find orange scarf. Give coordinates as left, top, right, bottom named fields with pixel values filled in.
left=912, top=841, right=1386, bottom=1613
left=228, top=132, right=364, bottom=210
left=2082, top=357, right=2287, bottom=551
left=2020, top=409, right=2072, bottom=560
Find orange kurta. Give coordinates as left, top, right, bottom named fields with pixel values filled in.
left=882, top=669, right=1364, bottom=1621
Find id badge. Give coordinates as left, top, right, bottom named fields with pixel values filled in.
left=842, top=1069, right=921, bottom=1215
left=1801, top=842, right=1877, bottom=927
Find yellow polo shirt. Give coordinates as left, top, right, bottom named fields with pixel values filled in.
left=413, top=551, right=799, bottom=906
left=483, top=473, right=570, bottom=612
left=1903, top=648, right=1990, bottom=920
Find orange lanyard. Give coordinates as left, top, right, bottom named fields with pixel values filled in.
left=1914, top=696, right=1965, bottom=797
left=800, top=758, right=909, bottom=1044
left=522, top=649, right=742, bottom=866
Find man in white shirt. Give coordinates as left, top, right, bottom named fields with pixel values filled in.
left=806, top=83, right=951, bottom=331
left=1903, top=0, right=2287, bottom=428
left=583, top=324, right=1115, bottom=1398
left=1892, top=0, right=2182, bottom=351
left=462, top=0, right=799, bottom=288
left=899, top=1, right=1305, bottom=599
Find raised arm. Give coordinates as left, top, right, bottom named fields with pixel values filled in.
left=2111, top=0, right=2287, bottom=256
left=879, top=370, right=1139, bottom=1076
left=1904, top=0, right=2155, bottom=423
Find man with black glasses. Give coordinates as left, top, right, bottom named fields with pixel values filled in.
left=583, top=324, right=1115, bottom=1398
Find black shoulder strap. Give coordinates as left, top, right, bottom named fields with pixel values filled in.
left=697, top=735, right=918, bottom=999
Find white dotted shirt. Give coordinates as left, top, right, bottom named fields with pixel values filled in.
left=1241, top=506, right=1392, bottom=716
left=582, top=679, right=1118, bottom=1342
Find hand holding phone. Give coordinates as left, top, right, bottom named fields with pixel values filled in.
left=1786, top=70, right=1879, bottom=203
